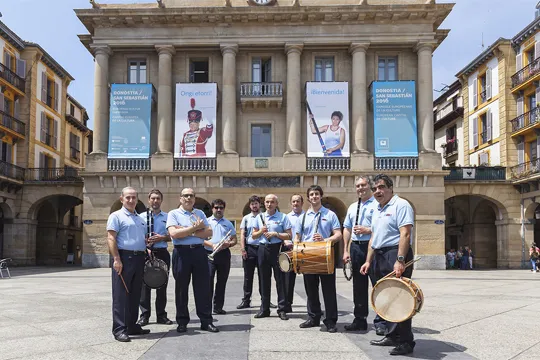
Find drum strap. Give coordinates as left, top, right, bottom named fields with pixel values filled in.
left=300, top=211, right=321, bottom=241
left=355, top=198, right=361, bottom=226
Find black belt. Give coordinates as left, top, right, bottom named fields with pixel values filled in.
left=352, top=240, right=370, bottom=244
left=247, top=244, right=259, bottom=247
left=373, top=245, right=399, bottom=253
left=261, top=242, right=281, bottom=247
left=150, top=247, right=169, bottom=251
left=174, top=244, right=203, bottom=249
left=118, top=249, right=146, bottom=256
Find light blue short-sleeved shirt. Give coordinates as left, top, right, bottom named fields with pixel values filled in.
left=241, top=213, right=260, bottom=245
left=343, top=197, right=377, bottom=242
left=371, top=195, right=414, bottom=249
left=206, top=216, right=237, bottom=251
left=287, top=210, right=305, bottom=235
left=166, top=207, right=209, bottom=246
left=139, top=210, right=169, bottom=249
left=107, top=207, right=147, bottom=251
left=255, top=211, right=292, bottom=244
left=294, top=206, right=340, bottom=242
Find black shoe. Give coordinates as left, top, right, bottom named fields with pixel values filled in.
left=299, top=319, right=320, bottom=328
left=237, top=301, right=251, bottom=309
left=269, top=302, right=277, bottom=309
left=390, top=342, right=415, bottom=356
left=344, top=320, right=368, bottom=331
left=213, top=309, right=227, bottom=315
left=137, top=317, right=149, bottom=326
left=128, top=328, right=150, bottom=335
left=254, top=311, right=270, bottom=319
left=177, top=324, right=187, bottom=333
left=370, top=337, right=399, bottom=347
left=156, top=317, right=173, bottom=325
left=375, top=327, right=386, bottom=336
left=278, top=312, right=289, bottom=321
left=201, top=324, right=219, bottom=333
left=114, top=333, right=131, bottom=342
left=283, top=307, right=293, bottom=313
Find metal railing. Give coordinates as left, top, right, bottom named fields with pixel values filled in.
left=510, top=107, right=540, bottom=133
left=444, top=166, right=506, bottom=181
left=307, top=157, right=350, bottom=171
left=108, top=158, right=150, bottom=171
left=0, top=62, right=24, bottom=92
left=174, top=158, right=216, bottom=171
left=510, top=159, right=540, bottom=179
left=240, top=82, right=283, bottom=97
left=0, top=110, right=25, bottom=136
left=25, top=167, right=83, bottom=182
left=444, top=139, right=458, bottom=157
left=512, top=57, right=540, bottom=88
left=435, top=96, right=463, bottom=122
left=0, top=159, right=25, bottom=181
left=374, top=157, right=418, bottom=171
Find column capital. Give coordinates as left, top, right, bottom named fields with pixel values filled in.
left=415, top=41, right=437, bottom=53
left=155, top=45, right=176, bottom=56
left=349, top=42, right=370, bottom=54
left=220, top=44, right=239, bottom=56
left=285, top=43, right=304, bottom=55
left=90, top=45, right=112, bottom=57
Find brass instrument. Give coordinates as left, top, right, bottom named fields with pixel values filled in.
left=208, top=229, right=233, bottom=261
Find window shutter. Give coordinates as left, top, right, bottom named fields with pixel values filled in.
left=3, top=52, right=9, bottom=68
left=54, top=82, right=59, bottom=111
left=51, top=157, right=57, bottom=169
left=6, top=143, right=12, bottom=163
left=536, top=42, right=540, bottom=61
left=472, top=117, right=478, bottom=148
left=472, top=78, right=478, bottom=108
left=16, top=59, right=26, bottom=78
left=39, top=152, right=45, bottom=168
left=14, top=99, right=19, bottom=120
left=486, top=110, right=493, bottom=142
left=536, top=87, right=540, bottom=110
left=518, top=95, right=524, bottom=116
left=0, top=93, right=4, bottom=113
left=516, top=53, right=523, bottom=72
left=41, top=72, right=47, bottom=103
left=53, top=120, right=58, bottom=149
left=486, top=67, right=492, bottom=100
left=40, top=112, right=46, bottom=143
left=518, top=140, right=525, bottom=165
left=76, top=135, right=80, bottom=150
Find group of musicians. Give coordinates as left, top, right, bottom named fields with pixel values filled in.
left=106, top=173, right=416, bottom=356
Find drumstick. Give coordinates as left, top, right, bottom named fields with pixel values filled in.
left=119, top=273, right=129, bottom=294
left=306, top=102, right=328, bottom=156
left=346, top=198, right=362, bottom=262
left=380, top=257, right=421, bottom=281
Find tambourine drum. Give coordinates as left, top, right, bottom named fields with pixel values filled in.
left=143, top=258, right=169, bottom=289
left=292, top=241, right=334, bottom=275
left=278, top=251, right=293, bottom=273
left=371, top=277, right=424, bottom=323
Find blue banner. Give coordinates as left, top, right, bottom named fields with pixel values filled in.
left=108, top=84, right=152, bottom=158
left=372, top=81, right=418, bottom=157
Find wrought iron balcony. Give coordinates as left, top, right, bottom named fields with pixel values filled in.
left=0, top=110, right=25, bottom=137
left=444, top=166, right=506, bottom=181
left=0, top=160, right=25, bottom=181
left=240, top=82, right=283, bottom=109
left=443, top=139, right=458, bottom=158
left=512, top=57, right=540, bottom=89
left=174, top=158, right=216, bottom=171
left=374, top=157, right=418, bottom=171
left=307, top=157, right=350, bottom=172
left=25, top=167, right=83, bottom=183
left=510, top=107, right=540, bottom=133
left=0, top=62, right=24, bottom=93
left=510, top=159, right=540, bottom=180
left=108, top=158, right=150, bottom=171
left=434, top=96, right=463, bottom=128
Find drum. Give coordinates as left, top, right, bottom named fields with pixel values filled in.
left=143, top=257, right=169, bottom=289
left=371, top=277, right=424, bottom=323
left=292, top=241, right=334, bottom=275
left=278, top=250, right=293, bottom=273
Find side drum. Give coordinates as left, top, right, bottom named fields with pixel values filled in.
left=371, top=277, right=424, bottom=323
left=143, top=258, right=169, bottom=289
left=292, top=241, right=335, bottom=275
left=278, top=250, right=293, bottom=273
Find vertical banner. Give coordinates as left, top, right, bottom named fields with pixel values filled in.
left=174, top=83, right=217, bottom=158
left=306, top=82, right=349, bottom=158
left=372, top=81, right=418, bottom=157
left=108, top=84, right=152, bottom=158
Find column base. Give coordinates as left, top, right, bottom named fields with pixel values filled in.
left=414, top=254, right=446, bottom=270
left=282, top=153, right=306, bottom=172
left=85, top=153, right=108, bottom=172
left=350, top=152, right=374, bottom=171
left=151, top=152, right=173, bottom=172
left=419, top=151, right=443, bottom=170
left=217, top=153, right=240, bottom=172
left=82, top=253, right=111, bottom=268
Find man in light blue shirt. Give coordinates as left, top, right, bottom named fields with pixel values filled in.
left=106, top=187, right=150, bottom=342
left=284, top=194, right=305, bottom=311
left=360, top=174, right=415, bottom=356
left=294, top=185, right=342, bottom=333
left=204, top=199, right=237, bottom=315
left=166, top=188, right=218, bottom=334
left=137, top=189, right=172, bottom=327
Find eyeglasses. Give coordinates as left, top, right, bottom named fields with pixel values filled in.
left=214, top=206, right=224, bottom=210
left=181, top=194, right=195, bottom=199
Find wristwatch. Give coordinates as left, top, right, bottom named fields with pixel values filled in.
left=397, top=255, right=405, bottom=263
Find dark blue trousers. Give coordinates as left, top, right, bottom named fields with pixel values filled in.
left=241, top=244, right=261, bottom=302
left=208, top=248, right=231, bottom=311
left=258, top=243, right=287, bottom=313
left=139, top=248, right=171, bottom=320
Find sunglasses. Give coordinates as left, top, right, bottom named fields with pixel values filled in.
left=214, top=206, right=225, bottom=210
left=181, top=194, right=195, bottom=199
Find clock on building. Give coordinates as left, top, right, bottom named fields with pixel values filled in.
left=249, top=0, right=277, bottom=5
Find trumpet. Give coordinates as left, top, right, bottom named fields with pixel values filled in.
left=208, top=229, right=233, bottom=261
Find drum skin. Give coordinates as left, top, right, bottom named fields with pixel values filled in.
left=278, top=251, right=293, bottom=273
left=292, top=241, right=334, bottom=275
left=143, top=258, right=169, bottom=289
left=371, top=277, right=424, bottom=323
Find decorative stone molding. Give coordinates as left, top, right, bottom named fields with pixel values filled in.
left=155, top=45, right=176, bottom=56
left=285, top=43, right=304, bottom=55
left=220, top=43, right=239, bottom=55
left=90, top=44, right=112, bottom=57
left=349, top=42, right=370, bottom=54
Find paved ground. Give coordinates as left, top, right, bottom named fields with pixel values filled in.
left=1, top=267, right=539, bottom=360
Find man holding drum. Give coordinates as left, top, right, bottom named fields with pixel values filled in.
left=360, top=174, right=415, bottom=356
left=295, top=185, right=342, bottom=333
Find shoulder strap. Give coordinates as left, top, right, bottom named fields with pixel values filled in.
left=259, top=213, right=266, bottom=226
left=355, top=199, right=361, bottom=226
left=300, top=212, right=307, bottom=241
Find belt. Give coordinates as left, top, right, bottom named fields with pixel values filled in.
left=247, top=244, right=259, bottom=247
left=150, top=247, right=169, bottom=251
left=174, top=244, right=203, bottom=249
left=118, top=249, right=146, bottom=256
left=373, top=245, right=399, bottom=253
left=352, top=240, right=370, bottom=244
left=261, top=242, right=281, bottom=247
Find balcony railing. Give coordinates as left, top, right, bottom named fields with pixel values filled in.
left=444, top=166, right=506, bottom=181
left=510, top=159, right=540, bottom=180
left=374, top=157, right=418, bottom=171
left=307, top=157, right=350, bottom=172
left=479, top=90, right=487, bottom=104
left=435, top=96, right=463, bottom=123
left=70, top=147, right=81, bottom=162
left=174, top=158, right=216, bottom=171
left=444, top=139, right=458, bottom=158
left=512, top=57, right=540, bottom=88
left=0, top=110, right=25, bottom=136
left=0, top=159, right=25, bottom=181
left=511, top=107, right=540, bottom=133
left=240, top=82, right=283, bottom=97
left=0, top=62, right=25, bottom=92
left=25, top=168, right=83, bottom=182
left=108, top=158, right=150, bottom=171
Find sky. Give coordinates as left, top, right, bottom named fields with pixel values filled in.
left=0, top=0, right=537, bottom=130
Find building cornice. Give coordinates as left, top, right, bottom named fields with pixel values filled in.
left=512, top=16, right=540, bottom=51
left=0, top=20, right=26, bottom=51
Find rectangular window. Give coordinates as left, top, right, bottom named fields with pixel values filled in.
left=531, top=139, right=538, bottom=160
left=70, top=132, right=81, bottom=162
left=314, top=57, right=334, bottom=82
left=190, top=59, right=209, bottom=83
left=46, top=78, right=54, bottom=108
left=3, top=51, right=15, bottom=71
left=70, top=103, right=75, bottom=116
left=478, top=72, right=487, bottom=105
left=128, top=60, right=147, bottom=84
left=251, top=124, right=271, bottom=157
left=3, top=97, right=12, bottom=116
left=0, top=140, right=13, bottom=163
left=378, top=57, right=398, bottom=81
left=527, top=48, right=535, bottom=65
left=478, top=151, right=489, bottom=166
left=479, top=113, right=488, bottom=145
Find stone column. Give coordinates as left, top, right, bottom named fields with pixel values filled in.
left=91, top=45, right=112, bottom=154
left=156, top=45, right=175, bottom=154
left=285, top=43, right=304, bottom=155
left=416, top=42, right=435, bottom=152
left=350, top=42, right=370, bottom=154
left=221, top=44, right=238, bottom=154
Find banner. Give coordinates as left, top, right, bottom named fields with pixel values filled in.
left=174, top=83, right=217, bottom=158
left=305, top=82, right=350, bottom=158
left=108, top=84, right=153, bottom=158
left=372, top=81, right=418, bottom=157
